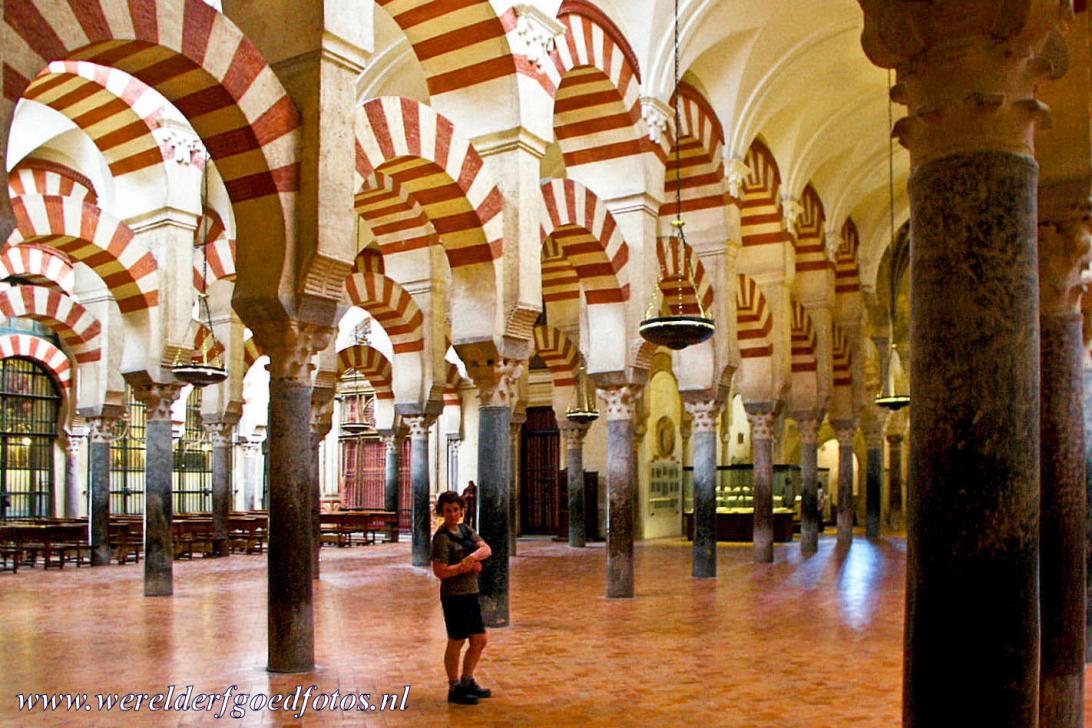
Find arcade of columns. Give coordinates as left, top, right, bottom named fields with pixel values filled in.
left=0, top=0, right=1089, bottom=724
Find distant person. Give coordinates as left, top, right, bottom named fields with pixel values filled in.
left=431, top=491, right=492, bottom=705
left=817, top=486, right=827, bottom=533
left=460, top=480, right=478, bottom=529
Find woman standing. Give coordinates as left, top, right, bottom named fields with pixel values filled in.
left=431, top=490, right=492, bottom=705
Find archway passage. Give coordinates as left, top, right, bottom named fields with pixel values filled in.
left=0, top=357, right=60, bottom=519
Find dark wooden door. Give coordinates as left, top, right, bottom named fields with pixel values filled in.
left=520, top=407, right=560, bottom=535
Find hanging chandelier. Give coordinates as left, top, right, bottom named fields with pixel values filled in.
left=339, top=321, right=374, bottom=435
left=638, top=0, right=714, bottom=351
left=173, top=157, right=228, bottom=388
left=875, top=69, right=909, bottom=413
left=565, top=365, right=599, bottom=425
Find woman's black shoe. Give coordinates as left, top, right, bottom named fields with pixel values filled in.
left=448, top=683, right=479, bottom=705
left=461, top=678, right=492, bottom=698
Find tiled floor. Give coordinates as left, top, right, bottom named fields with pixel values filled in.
left=0, top=534, right=1088, bottom=726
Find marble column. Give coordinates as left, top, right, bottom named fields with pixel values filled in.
left=404, top=415, right=434, bottom=568
left=831, top=421, right=857, bottom=548
left=309, top=395, right=334, bottom=579
left=475, top=359, right=522, bottom=625
left=857, top=4, right=1069, bottom=721
left=63, top=433, right=84, bottom=519
left=795, top=413, right=822, bottom=555
left=242, top=439, right=263, bottom=511
left=684, top=399, right=723, bottom=578
left=1038, top=186, right=1090, bottom=725
left=262, top=323, right=332, bottom=673
left=745, top=408, right=776, bottom=564
left=87, top=417, right=121, bottom=566
left=132, top=382, right=183, bottom=597
left=380, top=432, right=401, bottom=538
left=598, top=384, right=641, bottom=597
left=509, top=417, right=523, bottom=556
left=1085, top=366, right=1092, bottom=665
left=862, top=416, right=886, bottom=540
left=205, top=421, right=235, bottom=557
left=562, top=423, right=588, bottom=548
left=885, top=434, right=904, bottom=530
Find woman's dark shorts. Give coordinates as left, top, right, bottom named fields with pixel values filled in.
left=440, top=593, right=486, bottom=640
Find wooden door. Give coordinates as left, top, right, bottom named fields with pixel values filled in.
left=340, top=438, right=385, bottom=509
left=520, top=407, right=560, bottom=534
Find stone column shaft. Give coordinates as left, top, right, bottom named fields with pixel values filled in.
left=886, top=434, right=904, bottom=529
left=133, top=382, right=183, bottom=598
left=796, top=414, right=822, bottom=555
left=509, top=419, right=523, bottom=556
left=87, top=418, right=119, bottom=566
left=685, top=400, right=722, bottom=578
left=207, top=423, right=234, bottom=557
left=63, top=435, right=83, bottom=519
left=242, top=442, right=263, bottom=511
left=600, top=384, right=641, bottom=598
left=746, top=409, right=776, bottom=563
left=832, top=422, right=857, bottom=548
left=405, top=416, right=433, bottom=568
left=563, top=424, right=587, bottom=548
left=381, top=434, right=401, bottom=539
left=309, top=395, right=333, bottom=579
left=863, top=419, right=886, bottom=541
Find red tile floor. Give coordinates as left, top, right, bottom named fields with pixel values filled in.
left=1, top=535, right=1090, bottom=726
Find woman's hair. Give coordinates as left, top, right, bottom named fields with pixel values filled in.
left=435, top=490, right=466, bottom=515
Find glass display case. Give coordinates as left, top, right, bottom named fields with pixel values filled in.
left=682, top=464, right=831, bottom=517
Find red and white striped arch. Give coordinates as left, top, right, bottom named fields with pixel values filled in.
left=3, top=0, right=301, bottom=273
left=548, top=2, right=657, bottom=169
left=832, top=324, right=853, bottom=388
left=836, top=218, right=862, bottom=296
left=656, top=236, right=713, bottom=316
left=354, top=169, right=438, bottom=257
left=736, top=273, right=773, bottom=360
left=193, top=207, right=236, bottom=292
left=540, top=178, right=629, bottom=304
left=795, top=185, right=829, bottom=274
left=0, top=245, right=76, bottom=296
left=533, top=324, right=580, bottom=389
left=7, top=194, right=157, bottom=313
left=352, top=247, right=385, bottom=276
left=337, top=344, right=394, bottom=400
left=22, top=60, right=166, bottom=179
left=790, top=300, right=817, bottom=373
left=0, top=333, right=73, bottom=391
left=0, top=285, right=100, bottom=363
left=191, top=323, right=224, bottom=365
left=541, top=237, right=581, bottom=304
left=661, top=81, right=726, bottom=219
left=373, top=0, right=526, bottom=98
left=356, top=97, right=503, bottom=269
left=343, top=270, right=425, bottom=354
left=741, top=139, right=791, bottom=249
left=9, top=160, right=97, bottom=204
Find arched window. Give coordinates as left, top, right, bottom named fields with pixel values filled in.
left=0, top=357, right=60, bottom=519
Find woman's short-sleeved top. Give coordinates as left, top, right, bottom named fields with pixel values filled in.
left=430, top=524, right=482, bottom=596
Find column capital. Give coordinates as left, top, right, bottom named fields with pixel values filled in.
left=858, top=0, right=1072, bottom=166
left=309, top=397, right=335, bottom=441
left=832, top=419, right=858, bottom=448
left=596, top=384, right=643, bottom=422
left=379, top=432, right=403, bottom=453
left=472, top=358, right=525, bottom=409
left=745, top=410, right=777, bottom=441
left=242, top=440, right=263, bottom=454
left=205, top=421, right=235, bottom=448
left=403, top=414, right=435, bottom=440
left=560, top=423, right=588, bottom=449
left=683, top=399, right=723, bottom=433
left=887, top=432, right=905, bottom=446
left=1038, top=183, right=1092, bottom=314
left=64, top=433, right=85, bottom=455
left=131, top=382, right=184, bottom=422
left=794, top=412, right=823, bottom=445
left=257, top=321, right=336, bottom=383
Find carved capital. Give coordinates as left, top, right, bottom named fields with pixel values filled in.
left=832, top=419, right=859, bottom=448
left=781, top=196, right=804, bottom=233
left=724, top=158, right=750, bottom=199
left=513, top=4, right=563, bottom=69
left=1038, top=186, right=1092, bottom=314
left=310, top=398, right=335, bottom=441
left=64, top=433, right=84, bottom=456
left=242, top=441, right=263, bottom=455
left=560, top=424, right=588, bottom=449
left=474, top=358, right=525, bottom=409
left=132, top=382, right=183, bottom=422
left=403, top=414, right=435, bottom=440
left=859, top=0, right=1072, bottom=166
left=795, top=413, right=823, bottom=445
left=683, top=400, right=723, bottom=434
left=257, top=321, right=336, bottom=383
left=205, top=422, right=234, bottom=448
left=380, top=433, right=402, bottom=454
left=641, top=97, right=671, bottom=144
left=597, top=385, right=642, bottom=422
left=745, top=410, right=777, bottom=441
left=88, top=417, right=125, bottom=444
left=153, top=122, right=206, bottom=168
left=887, top=433, right=905, bottom=447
